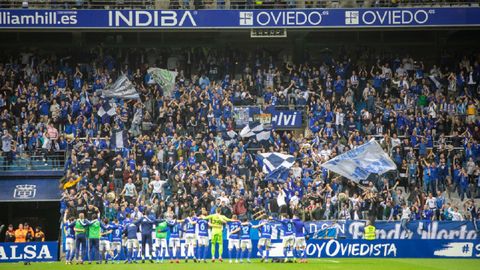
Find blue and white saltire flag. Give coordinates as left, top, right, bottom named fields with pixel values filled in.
left=321, top=139, right=397, bottom=183
left=222, top=130, right=238, bottom=146
left=97, top=101, right=116, bottom=117
left=110, top=130, right=129, bottom=149
left=265, top=166, right=291, bottom=183
left=257, top=152, right=295, bottom=173
left=240, top=122, right=271, bottom=141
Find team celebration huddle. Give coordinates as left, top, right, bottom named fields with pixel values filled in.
left=63, top=207, right=308, bottom=265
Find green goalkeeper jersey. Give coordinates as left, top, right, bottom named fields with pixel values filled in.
left=155, top=221, right=168, bottom=239
left=204, top=214, right=232, bottom=235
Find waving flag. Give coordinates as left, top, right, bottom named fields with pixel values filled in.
left=257, top=152, right=295, bottom=183
left=147, top=68, right=177, bottom=98
left=257, top=152, right=295, bottom=173
left=97, top=101, right=116, bottom=117
left=321, top=139, right=397, bottom=183
left=222, top=130, right=238, bottom=146
left=240, top=122, right=271, bottom=141
left=102, top=74, right=139, bottom=100
left=110, top=130, right=129, bottom=149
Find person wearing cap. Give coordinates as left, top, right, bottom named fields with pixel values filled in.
left=5, top=224, right=15, bottom=242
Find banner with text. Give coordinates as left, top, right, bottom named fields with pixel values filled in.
left=0, top=241, right=58, bottom=262
left=0, top=8, right=479, bottom=29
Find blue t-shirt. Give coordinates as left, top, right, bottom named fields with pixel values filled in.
left=240, top=223, right=252, bottom=240
left=292, top=218, right=306, bottom=237
left=228, top=221, right=241, bottom=240
left=197, top=219, right=209, bottom=237
left=168, top=221, right=180, bottom=239
left=278, top=219, right=295, bottom=236
left=259, top=221, right=273, bottom=239
left=110, top=224, right=123, bottom=242
left=184, top=217, right=197, bottom=234
left=64, top=221, right=75, bottom=239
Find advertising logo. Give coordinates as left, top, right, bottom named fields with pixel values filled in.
left=345, top=11, right=359, bottom=25
left=239, top=11, right=253, bottom=26
left=13, top=185, right=36, bottom=199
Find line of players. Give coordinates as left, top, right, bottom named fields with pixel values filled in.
left=63, top=207, right=308, bottom=264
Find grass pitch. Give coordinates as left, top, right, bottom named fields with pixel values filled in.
left=0, top=259, right=479, bottom=270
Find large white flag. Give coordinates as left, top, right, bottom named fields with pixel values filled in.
left=147, top=68, right=177, bottom=97
left=321, top=139, right=397, bottom=182
left=102, top=74, right=140, bottom=100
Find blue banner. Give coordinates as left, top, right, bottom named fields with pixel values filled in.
left=224, top=220, right=478, bottom=240
left=62, top=239, right=480, bottom=260
left=270, top=110, right=303, bottom=129
left=0, top=242, right=58, bottom=262
left=0, top=179, right=61, bottom=202
left=303, top=220, right=479, bottom=240
left=0, top=8, right=479, bottom=29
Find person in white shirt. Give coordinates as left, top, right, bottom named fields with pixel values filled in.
left=149, top=175, right=167, bottom=201
left=449, top=207, right=463, bottom=221
left=425, top=193, right=437, bottom=211
left=277, top=188, right=287, bottom=214
left=121, top=178, right=137, bottom=203
left=400, top=204, right=412, bottom=235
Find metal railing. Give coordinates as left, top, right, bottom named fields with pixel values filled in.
left=0, top=150, right=66, bottom=171
left=0, top=0, right=478, bottom=10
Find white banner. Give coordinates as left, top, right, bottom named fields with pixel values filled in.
left=321, top=139, right=397, bottom=182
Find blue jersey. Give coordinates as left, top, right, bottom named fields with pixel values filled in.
left=100, top=224, right=112, bottom=241
left=197, top=219, right=209, bottom=237
left=228, top=221, right=241, bottom=240
left=292, top=218, right=306, bottom=237
left=240, top=223, right=252, bottom=240
left=259, top=221, right=273, bottom=239
left=125, top=222, right=139, bottom=239
left=138, top=215, right=157, bottom=235
left=184, top=217, right=197, bottom=234
left=278, top=219, right=295, bottom=237
left=168, top=221, right=181, bottom=239
left=110, top=224, right=123, bottom=242
left=64, top=221, right=75, bottom=239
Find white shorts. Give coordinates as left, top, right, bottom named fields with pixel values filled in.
left=282, top=235, right=295, bottom=248
left=198, top=236, right=209, bottom=246
left=99, top=240, right=111, bottom=252
left=169, top=238, right=180, bottom=248
left=155, top=238, right=168, bottom=249
left=185, top=233, right=197, bottom=246
left=228, top=239, right=239, bottom=250
left=65, top=237, right=75, bottom=251
left=258, top=238, right=271, bottom=247
left=111, top=241, right=122, bottom=252
left=240, top=239, right=252, bottom=250
left=295, top=237, right=306, bottom=248
left=126, top=239, right=139, bottom=249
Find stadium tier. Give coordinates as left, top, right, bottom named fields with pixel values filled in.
left=0, top=1, right=479, bottom=267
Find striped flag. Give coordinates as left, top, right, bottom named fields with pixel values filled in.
left=257, top=152, right=295, bottom=183
left=110, top=130, right=129, bottom=149
left=97, top=101, right=116, bottom=117
left=240, top=122, right=271, bottom=141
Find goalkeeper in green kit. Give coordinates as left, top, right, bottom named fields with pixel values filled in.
left=154, top=220, right=169, bottom=263
left=202, top=207, right=233, bottom=262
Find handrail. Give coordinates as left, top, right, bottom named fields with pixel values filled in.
left=0, top=150, right=66, bottom=171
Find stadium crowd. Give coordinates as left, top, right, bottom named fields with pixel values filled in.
left=0, top=45, right=479, bottom=229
